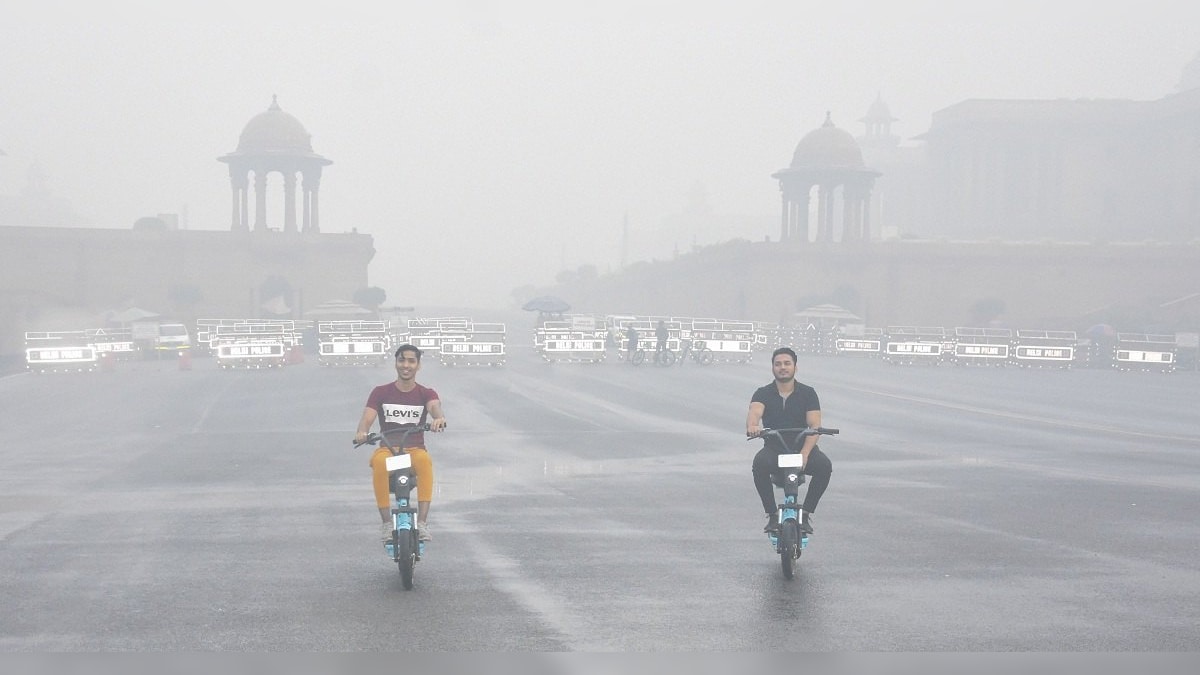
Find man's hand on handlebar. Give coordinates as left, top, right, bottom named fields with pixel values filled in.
left=428, top=417, right=447, bottom=432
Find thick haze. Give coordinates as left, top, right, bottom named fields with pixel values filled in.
left=2, top=1, right=1198, bottom=309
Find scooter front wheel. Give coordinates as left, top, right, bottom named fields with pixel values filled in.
left=779, top=520, right=799, bottom=580
left=396, top=531, right=416, bottom=590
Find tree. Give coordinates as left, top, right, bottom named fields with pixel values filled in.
left=132, top=216, right=168, bottom=231
left=260, top=275, right=292, bottom=300
left=167, top=283, right=203, bottom=316
left=353, top=286, right=386, bottom=310
left=969, top=297, right=1007, bottom=327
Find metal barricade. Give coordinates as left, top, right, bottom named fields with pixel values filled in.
left=317, top=320, right=390, bottom=366
left=884, top=326, right=947, bottom=365
left=951, top=327, right=1013, bottom=366
left=834, top=327, right=884, bottom=358
left=1012, top=330, right=1077, bottom=368
left=24, top=331, right=100, bottom=373
left=439, top=322, right=507, bottom=366
left=1113, top=333, right=1177, bottom=372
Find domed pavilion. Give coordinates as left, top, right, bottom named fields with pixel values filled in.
left=218, top=96, right=332, bottom=233
left=772, top=112, right=880, bottom=243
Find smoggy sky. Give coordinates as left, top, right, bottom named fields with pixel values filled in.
left=2, top=1, right=1198, bottom=308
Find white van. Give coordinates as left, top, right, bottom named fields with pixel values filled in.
left=154, top=322, right=192, bottom=351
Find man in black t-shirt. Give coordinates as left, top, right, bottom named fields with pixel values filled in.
left=745, top=347, right=833, bottom=534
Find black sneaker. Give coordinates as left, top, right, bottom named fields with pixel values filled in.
left=763, top=513, right=780, bottom=533
left=800, top=511, right=814, bottom=535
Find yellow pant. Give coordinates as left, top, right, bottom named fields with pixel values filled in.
left=370, top=447, right=433, bottom=508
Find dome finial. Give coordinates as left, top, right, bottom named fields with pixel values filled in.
left=823, top=111, right=834, bottom=127
left=269, top=94, right=280, bottom=111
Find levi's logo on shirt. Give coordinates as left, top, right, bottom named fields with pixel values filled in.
left=381, top=404, right=424, bottom=422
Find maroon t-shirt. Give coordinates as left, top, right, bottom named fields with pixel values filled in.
left=365, top=382, right=439, bottom=447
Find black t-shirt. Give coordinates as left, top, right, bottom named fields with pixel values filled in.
left=751, top=381, right=820, bottom=453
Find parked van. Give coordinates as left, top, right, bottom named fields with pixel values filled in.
left=154, top=322, right=192, bottom=351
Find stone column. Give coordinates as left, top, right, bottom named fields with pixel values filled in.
left=310, top=178, right=321, bottom=234
left=795, top=188, right=812, bottom=242
left=859, top=188, right=873, bottom=241
left=240, top=181, right=249, bottom=232
left=780, top=192, right=789, bottom=242
left=230, top=169, right=249, bottom=231
left=284, top=171, right=297, bottom=233
left=818, top=185, right=835, bottom=242
left=254, top=171, right=268, bottom=232
left=229, top=182, right=241, bottom=231
left=302, top=171, right=313, bottom=233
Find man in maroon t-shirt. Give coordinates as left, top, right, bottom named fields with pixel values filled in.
left=354, top=344, right=447, bottom=543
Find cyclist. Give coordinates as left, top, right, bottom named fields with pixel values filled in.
left=654, top=320, right=669, bottom=361
left=354, top=344, right=447, bottom=544
left=745, top=346, right=832, bottom=535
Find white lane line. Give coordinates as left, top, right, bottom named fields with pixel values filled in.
left=437, top=512, right=604, bottom=651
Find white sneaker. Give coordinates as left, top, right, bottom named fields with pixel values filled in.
left=417, top=522, right=432, bottom=542
left=381, top=522, right=394, bottom=543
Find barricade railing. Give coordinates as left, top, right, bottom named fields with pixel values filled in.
left=884, top=326, right=948, bottom=364
left=951, top=327, right=1013, bottom=364
left=1013, top=330, right=1077, bottom=367
left=1113, top=333, right=1176, bottom=371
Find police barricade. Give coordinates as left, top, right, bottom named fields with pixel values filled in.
left=690, top=320, right=756, bottom=364
left=87, top=328, right=138, bottom=361
left=613, top=315, right=686, bottom=364
left=196, top=319, right=305, bottom=354
left=196, top=319, right=240, bottom=355
left=539, top=316, right=607, bottom=363
left=439, top=322, right=507, bottom=366
left=793, top=325, right=825, bottom=356
left=769, top=327, right=806, bottom=353
left=317, top=320, right=390, bottom=366
left=834, top=326, right=884, bottom=358
left=950, top=327, right=1012, bottom=366
left=640, top=317, right=686, bottom=364
left=407, top=317, right=470, bottom=355
left=751, top=322, right=776, bottom=354
left=884, top=327, right=948, bottom=365
left=1012, top=330, right=1077, bottom=368
left=212, top=321, right=297, bottom=369
left=24, top=331, right=100, bottom=373
left=609, top=316, right=652, bottom=363
left=377, top=306, right=414, bottom=351
left=1113, top=333, right=1176, bottom=372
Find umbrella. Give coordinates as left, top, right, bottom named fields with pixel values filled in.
left=303, top=299, right=374, bottom=320
left=522, top=295, right=571, bottom=313
left=794, top=303, right=862, bottom=323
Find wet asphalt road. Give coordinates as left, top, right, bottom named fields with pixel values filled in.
left=1, top=339, right=1198, bottom=651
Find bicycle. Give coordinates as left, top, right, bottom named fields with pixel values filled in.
left=677, top=339, right=714, bottom=366
left=749, top=426, right=839, bottom=579
left=631, top=347, right=676, bottom=366
left=353, top=423, right=438, bottom=590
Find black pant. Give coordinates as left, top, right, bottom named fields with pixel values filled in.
left=752, top=445, right=832, bottom=515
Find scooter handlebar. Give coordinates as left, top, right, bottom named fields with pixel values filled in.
left=352, top=423, right=439, bottom=448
